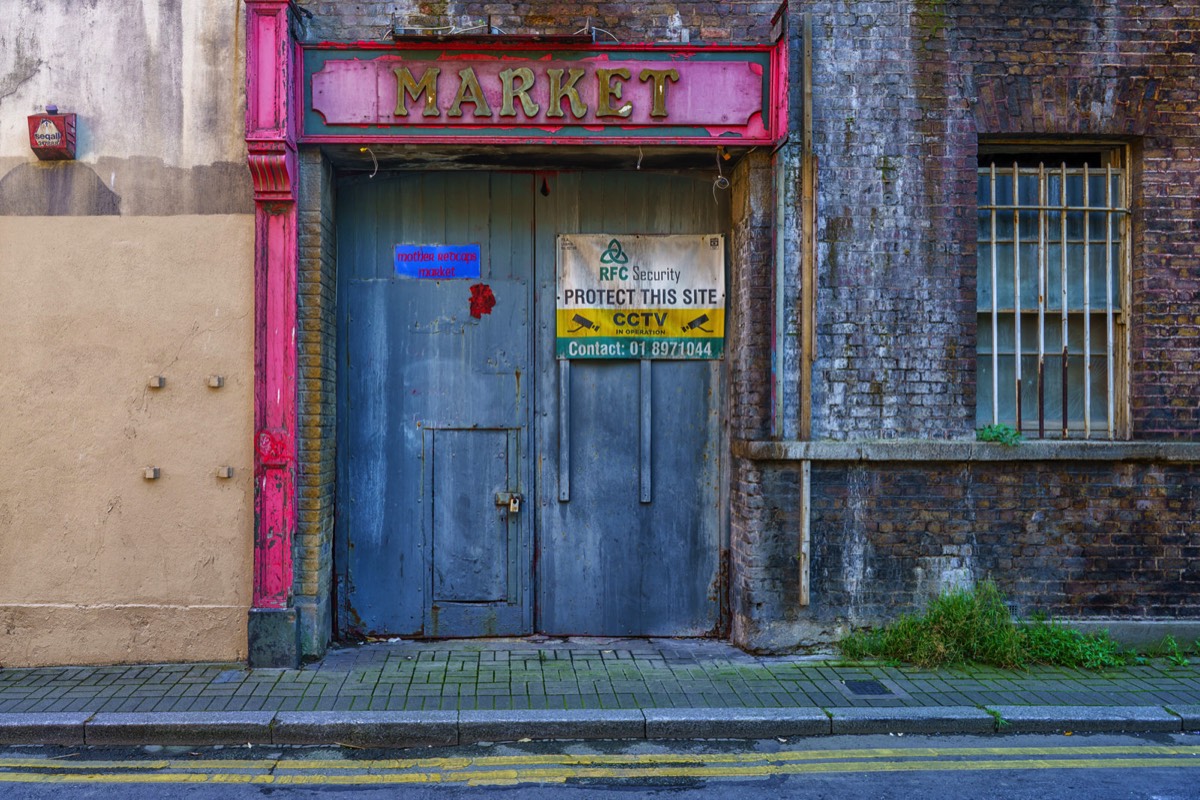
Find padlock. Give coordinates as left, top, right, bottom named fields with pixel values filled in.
left=508, top=495, right=521, bottom=514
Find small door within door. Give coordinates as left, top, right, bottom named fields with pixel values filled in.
left=427, top=427, right=524, bottom=634
left=337, top=172, right=533, bottom=637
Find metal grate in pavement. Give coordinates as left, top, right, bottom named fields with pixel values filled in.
left=842, top=679, right=893, bottom=697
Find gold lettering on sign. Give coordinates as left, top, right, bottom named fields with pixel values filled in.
left=499, top=67, right=541, bottom=117
left=394, top=67, right=441, bottom=117
left=638, top=69, right=679, bottom=118
left=595, top=68, right=632, bottom=118
left=545, top=68, right=587, bottom=119
left=447, top=68, right=494, bottom=118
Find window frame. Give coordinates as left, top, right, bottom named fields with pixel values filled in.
left=976, top=141, right=1132, bottom=440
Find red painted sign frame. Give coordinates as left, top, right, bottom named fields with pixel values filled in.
left=299, top=41, right=788, bottom=146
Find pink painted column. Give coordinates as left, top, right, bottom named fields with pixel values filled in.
left=245, top=0, right=300, bottom=666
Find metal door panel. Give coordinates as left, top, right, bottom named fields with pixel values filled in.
left=431, top=428, right=515, bottom=603
left=533, top=171, right=730, bottom=636
left=340, top=169, right=725, bottom=639
left=426, top=427, right=525, bottom=636
left=337, top=172, right=533, bottom=638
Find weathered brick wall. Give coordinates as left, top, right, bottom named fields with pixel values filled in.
left=730, top=1, right=1200, bottom=649
left=805, top=1, right=977, bottom=440
left=295, top=149, right=338, bottom=657
left=809, top=461, right=1200, bottom=624
left=954, top=0, right=1200, bottom=438
left=297, top=1, right=780, bottom=42
left=804, top=0, right=1200, bottom=440
left=730, top=460, right=811, bottom=649
left=728, top=152, right=806, bottom=647
left=728, top=152, right=776, bottom=444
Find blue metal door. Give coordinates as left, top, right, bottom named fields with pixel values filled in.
left=337, top=172, right=533, bottom=637
left=338, top=170, right=727, bottom=638
left=534, top=172, right=729, bottom=636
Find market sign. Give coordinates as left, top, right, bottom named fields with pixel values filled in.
left=302, top=44, right=785, bottom=145
left=557, top=234, right=725, bottom=360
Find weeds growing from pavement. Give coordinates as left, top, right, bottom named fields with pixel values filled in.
left=1158, top=635, right=1191, bottom=667
left=839, top=581, right=1124, bottom=669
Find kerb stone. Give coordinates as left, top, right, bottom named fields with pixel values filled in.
left=459, top=710, right=645, bottom=743
left=829, top=706, right=995, bottom=735
left=644, top=707, right=831, bottom=739
left=272, top=711, right=458, bottom=747
left=85, top=712, right=275, bottom=746
left=988, top=705, right=1181, bottom=734
left=0, top=712, right=92, bottom=745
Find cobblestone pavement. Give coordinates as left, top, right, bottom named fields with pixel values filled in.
left=3, top=638, right=1200, bottom=715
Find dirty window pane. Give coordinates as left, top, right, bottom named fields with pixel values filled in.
left=976, top=162, right=1126, bottom=438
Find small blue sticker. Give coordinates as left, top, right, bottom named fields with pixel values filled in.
left=394, top=244, right=481, bottom=279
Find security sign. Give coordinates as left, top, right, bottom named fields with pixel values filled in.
left=556, top=234, right=725, bottom=359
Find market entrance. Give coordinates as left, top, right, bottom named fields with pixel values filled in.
left=336, top=169, right=729, bottom=638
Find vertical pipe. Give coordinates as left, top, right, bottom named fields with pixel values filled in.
left=990, top=164, right=999, bottom=425
left=1083, top=164, right=1092, bottom=439
left=639, top=359, right=652, bottom=503
left=1037, top=163, right=1046, bottom=439
left=799, top=459, right=811, bottom=606
left=558, top=360, right=571, bottom=501
left=1060, top=163, right=1069, bottom=438
left=773, top=153, right=787, bottom=438
left=799, top=12, right=814, bottom=606
left=1013, top=162, right=1023, bottom=433
left=799, top=12, right=815, bottom=440
left=1105, top=165, right=1115, bottom=440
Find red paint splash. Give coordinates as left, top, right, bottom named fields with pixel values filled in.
left=469, top=283, right=496, bottom=319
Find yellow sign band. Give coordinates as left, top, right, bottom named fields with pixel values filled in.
left=557, top=308, right=725, bottom=338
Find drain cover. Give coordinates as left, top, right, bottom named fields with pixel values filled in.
left=843, top=679, right=892, bottom=696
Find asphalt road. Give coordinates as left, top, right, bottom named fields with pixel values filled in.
left=3, top=732, right=1200, bottom=798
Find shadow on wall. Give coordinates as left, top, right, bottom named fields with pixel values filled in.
left=0, top=158, right=253, bottom=216
left=0, top=161, right=120, bottom=215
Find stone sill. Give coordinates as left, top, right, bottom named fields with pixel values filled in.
left=733, top=439, right=1200, bottom=463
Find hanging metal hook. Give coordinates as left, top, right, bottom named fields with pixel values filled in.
left=360, top=146, right=378, bottom=179
left=712, top=147, right=730, bottom=203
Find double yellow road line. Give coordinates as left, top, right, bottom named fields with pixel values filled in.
left=2, top=745, right=1199, bottom=786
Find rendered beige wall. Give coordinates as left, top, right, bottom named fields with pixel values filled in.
left=0, top=3, right=255, bottom=666
left=0, top=215, right=254, bottom=666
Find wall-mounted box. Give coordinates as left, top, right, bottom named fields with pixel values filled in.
left=27, top=109, right=77, bottom=160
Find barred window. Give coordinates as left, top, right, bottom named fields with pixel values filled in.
left=977, top=147, right=1130, bottom=439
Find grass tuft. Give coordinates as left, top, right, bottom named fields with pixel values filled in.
left=839, top=581, right=1124, bottom=669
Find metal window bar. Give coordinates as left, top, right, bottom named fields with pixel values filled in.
left=990, top=164, right=999, bottom=426
left=978, top=163, right=1127, bottom=439
left=1037, top=162, right=1046, bottom=439
left=1105, top=164, right=1115, bottom=438
left=1013, top=162, right=1022, bottom=433
left=1060, top=163, right=1069, bottom=439
left=1083, top=164, right=1091, bottom=439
